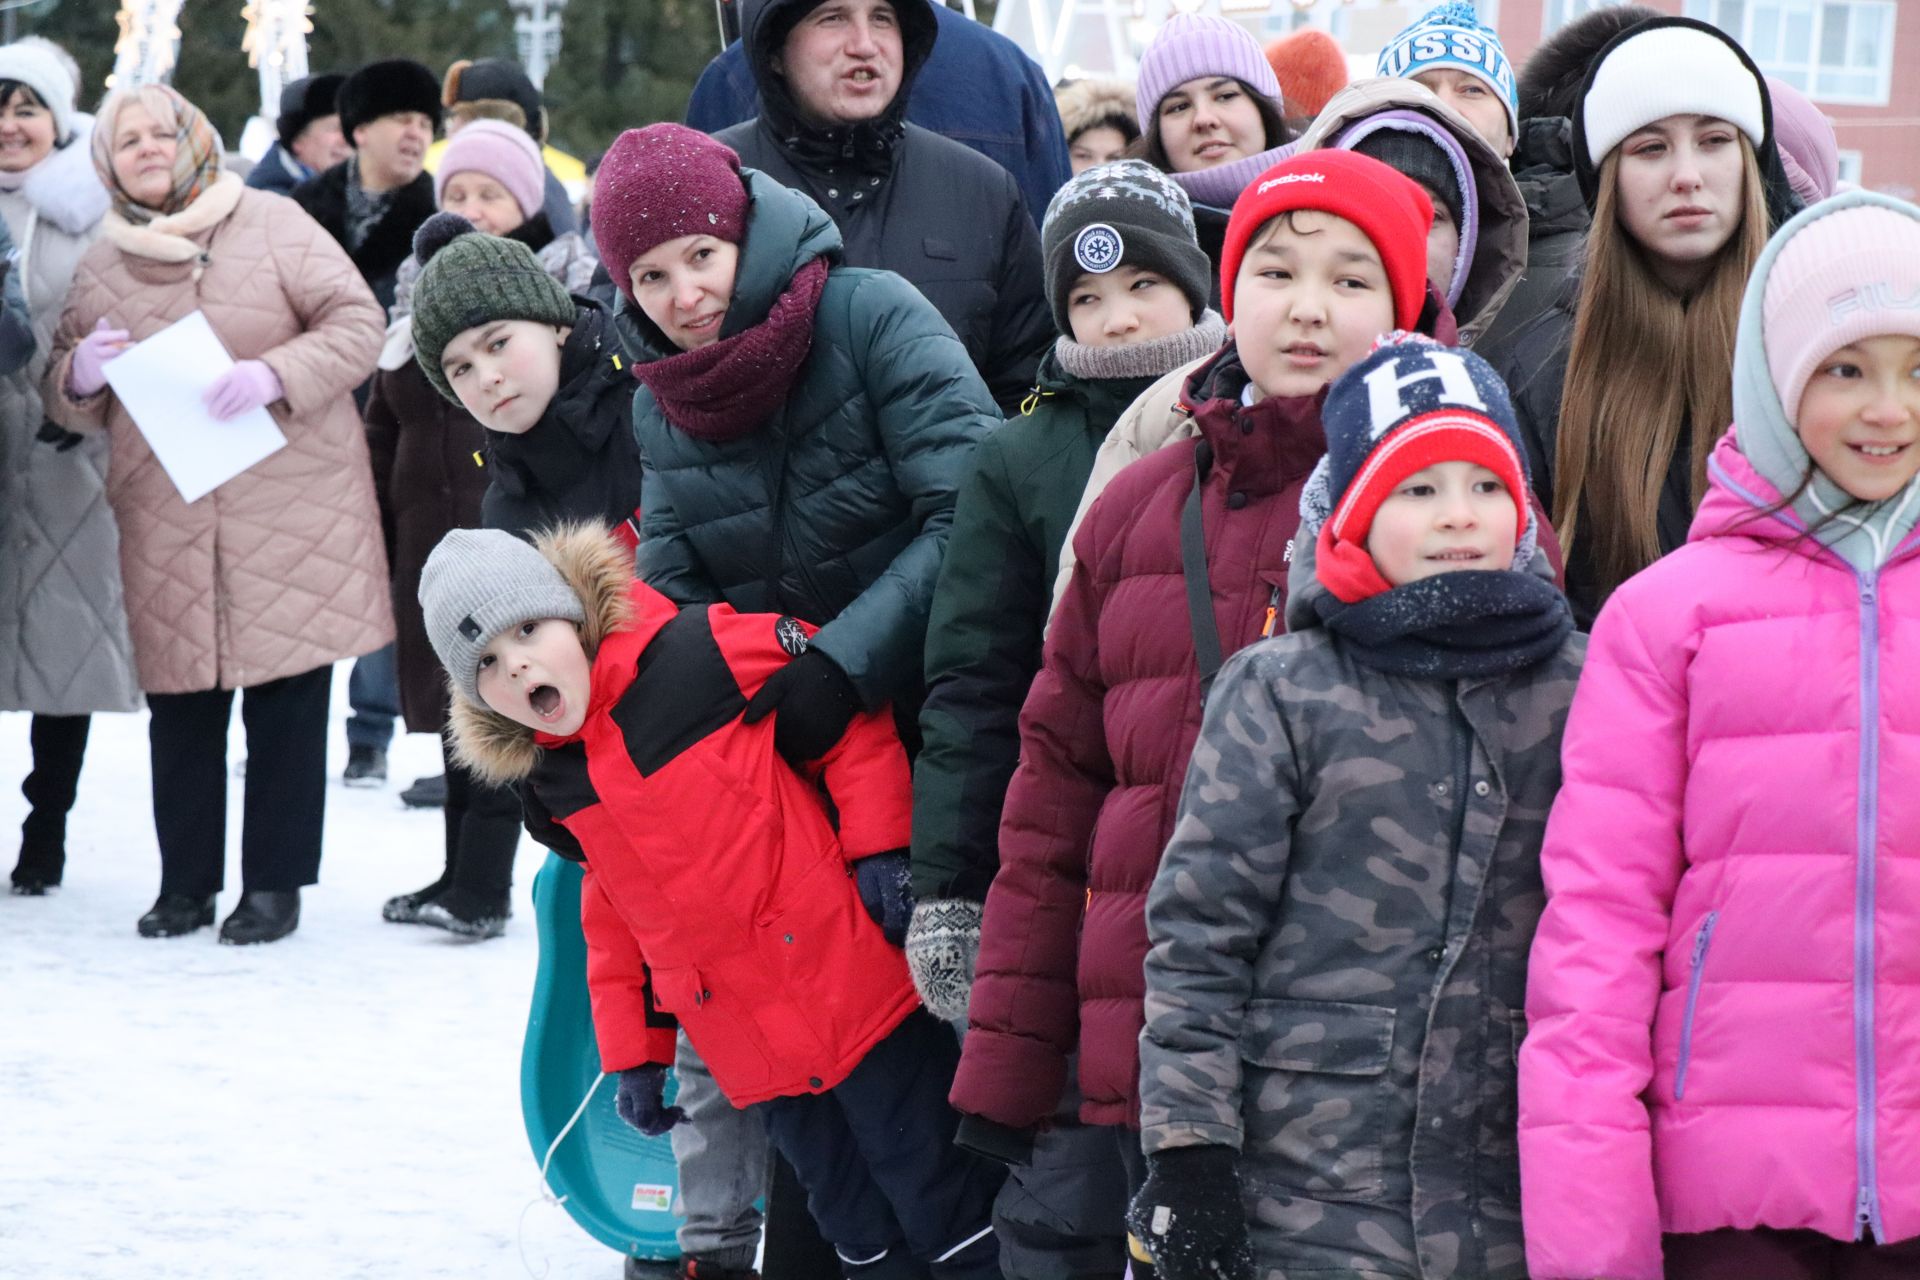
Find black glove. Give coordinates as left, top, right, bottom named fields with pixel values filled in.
left=613, top=1064, right=686, bottom=1137
left=35, top=420, right=84, bottom=453
left=853, top=849, right=913, bottom=946
left=953, top=1112, right=1036, bottom=1167
left=743, top=647, right=862, bottom=765
left=1125, top=1146, right=1255, bottom=1280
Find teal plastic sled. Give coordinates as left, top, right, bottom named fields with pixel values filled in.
left=522, top=852, right=684, bottom=1263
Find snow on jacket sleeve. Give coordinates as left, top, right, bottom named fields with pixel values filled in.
left=1139, top=643, right=1302, bottom=1156
left=636, top=454, right=722, bottom=608
left=580, top=861, right=679, bottom=1072
left=950, top=494, right=1117, bottom=1130
left=1520, top=592, right=1688, bottom=1280
left=256, top=200, right=385, bottom=418
left=706, top=603, right=913, bottom=861
left=806, top=270, right=997, bottom=709
left=912, top=429, right=1044, bottom=902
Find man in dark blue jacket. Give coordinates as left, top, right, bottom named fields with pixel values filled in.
left=686, top=2, right=1068, bottom=233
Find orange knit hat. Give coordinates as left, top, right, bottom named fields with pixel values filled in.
left=1264, top=28, right=1349, bottom=120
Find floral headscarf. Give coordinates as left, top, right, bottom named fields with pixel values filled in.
left=91, top=84, right=224, bottom=223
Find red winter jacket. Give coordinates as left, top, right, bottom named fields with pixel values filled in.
left=952, top=347, right=1326, bottom=1130
left=462, top=542, right=919, bottom=1107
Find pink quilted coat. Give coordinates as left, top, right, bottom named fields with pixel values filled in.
left=45, top=176, right=391, bottom=694
left=1520, top=431, right=1920, bottom=1279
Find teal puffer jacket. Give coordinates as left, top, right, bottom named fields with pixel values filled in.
left=631, top=170, right=999, bottom=707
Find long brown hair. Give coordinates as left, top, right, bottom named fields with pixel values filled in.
left=1552, top=139, right=1770, bottom=598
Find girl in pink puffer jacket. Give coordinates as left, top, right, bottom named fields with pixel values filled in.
left=1521, top=191, right=1920, bottom=1280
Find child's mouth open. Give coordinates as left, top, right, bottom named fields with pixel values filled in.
left=529, top=684, right=563, bottom=721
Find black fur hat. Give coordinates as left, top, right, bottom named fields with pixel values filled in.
left=276, top=73, right=347, bottom=151
left=337, top=58, right=443, bottom=141
left=1516, top=3, right=1659, bottom=122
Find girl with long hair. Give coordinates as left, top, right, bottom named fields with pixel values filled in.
left=1492, top=16, right=1799, bottom=622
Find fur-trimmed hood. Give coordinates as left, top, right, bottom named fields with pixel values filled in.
left=1054, top=78, right=1138, bottom=145
left=447, top=523, right=637, bottom=787
left=7, top=114, right=109, bottom=238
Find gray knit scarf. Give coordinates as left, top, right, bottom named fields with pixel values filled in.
left=1052, top=309, right=1228, bottom=382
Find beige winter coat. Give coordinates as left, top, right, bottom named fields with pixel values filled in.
left=45, top=175, right=392, bottom=694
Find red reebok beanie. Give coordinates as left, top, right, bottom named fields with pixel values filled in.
left=1218, top=150, right=1434, bottom=332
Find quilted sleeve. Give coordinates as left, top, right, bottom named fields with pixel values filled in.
left=42, top=253, right=114, bottom=433
left=257, top=198, right=385, bottom=417
left=582, top=861, right=679, bottom=1071
left=949, top=496, right=1118, bottom=1130
left=1520, top=592, right=1688, bottom=1280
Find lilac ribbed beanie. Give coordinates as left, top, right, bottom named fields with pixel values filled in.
left=436, top=120, right=545, bottom=221
left=1764, top=203, right=1920, bottom=418
left=1135, top=13, right=1282, bottom=128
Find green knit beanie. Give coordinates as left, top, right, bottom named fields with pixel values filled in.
left=410, top=212, right=577, bottom=404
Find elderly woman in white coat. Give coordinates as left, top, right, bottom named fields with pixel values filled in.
left=0, top=40, right=112, bottom=897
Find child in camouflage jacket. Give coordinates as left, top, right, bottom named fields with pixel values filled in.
left=1127, top=335, right=1585, bottom=1280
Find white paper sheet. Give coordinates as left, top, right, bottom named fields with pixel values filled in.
left=103, top=309, right=287, bottom=504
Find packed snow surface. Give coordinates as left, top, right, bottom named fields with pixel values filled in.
left=0, top=666, right=625, bottom=1279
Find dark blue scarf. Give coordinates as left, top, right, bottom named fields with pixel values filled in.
left=1314, top=569, right=1573, bottom=679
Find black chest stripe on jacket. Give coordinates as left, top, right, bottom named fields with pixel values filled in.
left=524, top=740, right=596, bottom=862
left=614, top=608, right=750, bottom=777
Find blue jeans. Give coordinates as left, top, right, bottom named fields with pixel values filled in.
left=345, top=643, right=398, bottom=750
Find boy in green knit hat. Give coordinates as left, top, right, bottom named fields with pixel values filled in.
left=906, top=158, right=1226, bottom=1277
left=407, top=211, right=645, bottom=541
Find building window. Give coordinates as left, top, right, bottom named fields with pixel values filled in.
left=1683, top=0, right=1895, bottom=105
left=1837, top=149, right=1863, bottom=185
left=1543, top=0, right=1632, bottom=36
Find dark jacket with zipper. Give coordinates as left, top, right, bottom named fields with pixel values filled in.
left=712, top=0, right=1050, bottom=414
left=630, top=170, right=998, bottom=713
left=1135, top=533, right=1585, bottom=1280
left=911, top=354, right=1155, bottom=903
left=1471, top=117, right=1591, bottom=371
left=951, top=345, right=1325, bottom=1132
left=290, top=162, right=437, bottom=311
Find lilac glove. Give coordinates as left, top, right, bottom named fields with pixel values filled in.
left=203, top=360, right=284, bottom=421
left=68, top=319, right=131, bottom=399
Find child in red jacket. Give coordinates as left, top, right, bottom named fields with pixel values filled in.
left=420, top=524, right=1002, bottom=1279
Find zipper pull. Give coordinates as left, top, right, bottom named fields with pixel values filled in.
left=1859, top=1185, right=1874, bottom=1233
left=1691, top=919, right=1712, bottom=966
left=1260, top=584, right=1281, bottom=638
left=1862, top=577, right=1877, bottom=603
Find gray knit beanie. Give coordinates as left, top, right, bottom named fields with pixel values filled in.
left=409, top=212, right=577, bottom=404
left=1040, top=159, right=1211, bottom=336
left=419, top=528, right=586, bottom=707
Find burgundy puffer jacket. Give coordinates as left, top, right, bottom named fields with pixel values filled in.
left=952, top=347, right=1324, bottom=1130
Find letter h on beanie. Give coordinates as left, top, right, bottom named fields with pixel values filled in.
left=1218, top=150, right=1434, bottom=331
left=1040, top=159, right=1212, bottom=335
left=419, top=529, right=586, bottom=708
left=1306, top=334, right=1536, bottom=603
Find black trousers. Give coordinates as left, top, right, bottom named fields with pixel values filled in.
left=757, top=1009, right=1004, bottom=1279
left=14, top=713, right=91, bottom=882
left=146, top=664, right=331, bottom=897
left=440, top=734, right=521, bottom=902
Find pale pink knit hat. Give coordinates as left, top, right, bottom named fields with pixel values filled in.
left=436, top=119, right=545, bottom=221
left=1135, top=13, right=1282, bottom=127
left=1764, top=201, right=1920, bottom=418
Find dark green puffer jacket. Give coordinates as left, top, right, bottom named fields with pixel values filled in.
left=911, top=355, right=1156, bottom=902
left=631, top=170, right=1000, bottom=708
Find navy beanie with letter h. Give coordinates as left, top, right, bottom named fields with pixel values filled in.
left=1305, top=334, right=1535, bottom=602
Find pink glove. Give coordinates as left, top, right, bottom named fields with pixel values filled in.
left=68, top=318, right=131, bottom=399
left=203, top=359, right=284, bottom=421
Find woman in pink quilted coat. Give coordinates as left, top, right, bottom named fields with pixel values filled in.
left=43, top=85, right=389, bottom=946
left=1520, top=191, right=1920, bottom=1280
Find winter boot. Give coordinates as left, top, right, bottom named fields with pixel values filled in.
left=416, top=888, right=510, bottom=939
left=622, top=1258, right=761, bottom=1280
left=137, top=892, right=217, bottom=938
left=381, top=880, right=449, bottom=923
left=15, top=713, right=89, bottom=895
left=343, top=744, right=387, bottom=787
left=400, top=773, right=447, bottom=808
left=219, top=889, right=300, bottom=945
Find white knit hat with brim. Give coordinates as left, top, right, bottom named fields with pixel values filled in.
left=1579, top=21, right=1765, bottom=169
left=0, top=42, right=76, bottom=146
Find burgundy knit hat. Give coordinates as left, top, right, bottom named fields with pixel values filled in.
left=592, top=123, right=750, bottom=302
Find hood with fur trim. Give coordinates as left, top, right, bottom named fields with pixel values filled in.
left=447, top=523, right=636, bottom=788
left=10, top=115, right=109, bottom=237
left=1300, top=76, right=1528, bottom=346
left=1054, top=78, right=1138, bottom=146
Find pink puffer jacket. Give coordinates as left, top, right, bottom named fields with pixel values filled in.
left=1520, top=432, right=1920, bottom=1279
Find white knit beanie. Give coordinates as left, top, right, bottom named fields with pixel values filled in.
left=0, top=42, right=76, bottom=146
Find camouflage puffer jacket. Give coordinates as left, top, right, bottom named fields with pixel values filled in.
left=1137, top=544, right=1585, bottom=1280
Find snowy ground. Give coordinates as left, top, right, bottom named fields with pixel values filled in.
left=0, top=664, right=632, bottom=1280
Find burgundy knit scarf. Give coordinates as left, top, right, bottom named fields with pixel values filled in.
left=633, top=257, right=830, bottom=440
